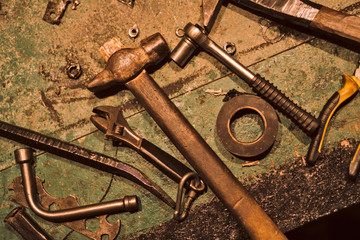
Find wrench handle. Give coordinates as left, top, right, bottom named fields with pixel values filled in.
left=139, top=139, right=194, bottom=184
left=349, top=144, right=360, bottom=180
left=251, top=74, right=319, bottom=135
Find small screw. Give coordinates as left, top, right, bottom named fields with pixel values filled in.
left=72, top=0, right=80, bottom=10
left=129, top=25, right=139, bottom=38
left=66, top=63, right=82, bottom=79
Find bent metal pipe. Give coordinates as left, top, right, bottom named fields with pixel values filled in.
left=15, top=148, right=139, bottom=222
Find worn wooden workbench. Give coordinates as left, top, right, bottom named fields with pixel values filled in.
left=1, top=0, right=360, bottom=239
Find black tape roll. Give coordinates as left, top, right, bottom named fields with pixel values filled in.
left=216, top=94, right=278, bottom=157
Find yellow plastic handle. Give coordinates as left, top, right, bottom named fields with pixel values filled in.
left=318, top=74, right=360, bottom=152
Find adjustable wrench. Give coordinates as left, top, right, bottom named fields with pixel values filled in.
left=91, top=105, right=206, bottom=220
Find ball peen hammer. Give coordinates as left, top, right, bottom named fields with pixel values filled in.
left=87, top=33, right=286, bottom=240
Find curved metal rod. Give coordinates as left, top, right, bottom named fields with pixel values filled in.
left=15, top=148, right=139, bottom=223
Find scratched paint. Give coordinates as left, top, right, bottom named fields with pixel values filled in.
left=0, top=0, right=360, bottom=239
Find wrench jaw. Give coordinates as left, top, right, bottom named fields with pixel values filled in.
left=90, top=115, right=108, bottom=134
left=91, top=106, right=176, bottom=208
left=91, top=106, right=143, bottom=150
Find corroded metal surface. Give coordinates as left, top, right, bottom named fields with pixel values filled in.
left=1, top=0, right=360, bottom=239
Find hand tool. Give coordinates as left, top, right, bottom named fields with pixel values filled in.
left=91, top=105, right=198, bottom=185
left=216, top=94, right=278, bottom=157
left=170, top=23, right=319, bottom=135
left=9, top=175, right=121, bottom=240
left=306, top=63, right=360, bottom=166
left=349, top=145, right=360, bottom=180
left=43, top=0, right=79, bottom=25
left=14, top=148, right=139, bottom=222
left=91, top=105, right=206, bottom=220
left=0, top=120, right=174, bottom=208
left=202, top=0, right=360, bottom=45
left=5, top=207, right=53, bottom=240
left=87, top=33, right=286, bottom=240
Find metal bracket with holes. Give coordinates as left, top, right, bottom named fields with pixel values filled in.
left=9, top=175, right=121, bottom=240
left=43, top=0, right=79, bottom=25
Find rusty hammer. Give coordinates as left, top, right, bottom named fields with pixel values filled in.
left=88, top=33, right=286, bottom=240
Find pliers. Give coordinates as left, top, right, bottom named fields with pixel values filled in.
left=306, top=59, right=360, bottom=179
left=91, top=106, right=206, bottom=220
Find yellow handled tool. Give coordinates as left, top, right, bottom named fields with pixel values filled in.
left=306, top=73, right=360, bottom=166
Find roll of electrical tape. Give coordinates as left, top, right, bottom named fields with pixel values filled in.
left=216, top=94, right=278, bottom=157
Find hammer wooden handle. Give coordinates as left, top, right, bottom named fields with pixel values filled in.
left=126, top=70, right=286, bottom=240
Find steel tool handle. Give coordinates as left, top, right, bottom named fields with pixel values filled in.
left=126, top=70, right=286, bottom=240
left=15, top=148, right=140, bottom=222
left=310, top=7, right=360, bottom=44
left=139, top=139, right=194, bottom=183
left=306, top=74, right=360, bottom=166
left=251, top=74, right=319, bottom=134
left=349, top=144, right=360, bottom=180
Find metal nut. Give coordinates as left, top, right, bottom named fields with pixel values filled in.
left=175, top=28, right=185, bottom=38
left=223, top=42, right=236, bottom=55
left=129, top=25, right=139, bottom=38
left=66, top=63, right=82, bottom=79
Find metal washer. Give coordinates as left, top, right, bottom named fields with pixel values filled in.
left=216, top=94, right=278, bottom=157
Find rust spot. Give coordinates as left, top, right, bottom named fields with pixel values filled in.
left=238, top=42, right=272, bottom=55
left=52, top=118, right=88, bottom=135
left=40, top=90, right=63, bottom=127
left=163, top=67, right=205, bottom=96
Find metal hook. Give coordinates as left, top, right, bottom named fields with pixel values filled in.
left=174, top=172, right=205, bottom=221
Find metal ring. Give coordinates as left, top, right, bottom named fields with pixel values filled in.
left=189, top=178, right=206, bottom=192
left=223, top=42, right=236, bottom=55
left=66, top=63, right=82, bottom=79
left=258, top=18, right=286, bottom=44
left=129, top=25, right=139, bottom=38
left=175, top=28, right=185, bottom=38
left=216, top=94, right=278, bottom=157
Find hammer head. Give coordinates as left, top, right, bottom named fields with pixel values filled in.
left=87, top=33, right=170, bottom=92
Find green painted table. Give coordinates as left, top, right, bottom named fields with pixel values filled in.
left=1, top=0, right=360, bottom=239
